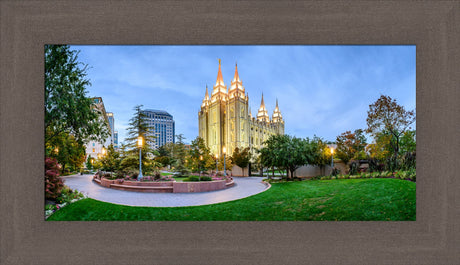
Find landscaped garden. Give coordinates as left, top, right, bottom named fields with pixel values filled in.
left=47, top=177, right=415, bottom=221
left=44, top=45, right=416, bottom=221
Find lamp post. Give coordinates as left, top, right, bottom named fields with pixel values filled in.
left=330, top=147, right=334, bottom=168
left=101, top=147, right=107, bottom=174
left=137, top=136, right=143, bottom=180
left=223, top=147, right=226, bottom=177
left=215, top=154, right=218, bottom=175
left=199, top=155, right=203, bottom=181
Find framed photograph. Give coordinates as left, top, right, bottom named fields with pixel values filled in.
left=1, top=1, right=459, bottom=264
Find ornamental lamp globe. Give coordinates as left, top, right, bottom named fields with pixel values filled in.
left=137, top=136, right=143, bottom=148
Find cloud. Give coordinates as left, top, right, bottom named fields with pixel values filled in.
left=74, top=45, right=415, bottom=144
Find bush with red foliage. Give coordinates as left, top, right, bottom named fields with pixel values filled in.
left=45, top=157, right=64, bottom=200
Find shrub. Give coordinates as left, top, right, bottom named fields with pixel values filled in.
left=331, top=168, right=340, bottom=176
left=45, top=157, right=64, bottom=200
left=385, top=157, right=399, bottom=172
left=55, top=186, right=84, bottom=204
left=408, top=171, right=416, bottom=181
left=158, top=176, right=174, bottom=181
left=348, top=161, right=359, bottom=175
left=371, top=171, right=381, bottom=178
left=368, top=158, right=384, bottom=172
left=183, top=176, right=212, bottom=182
left=381, top=171, right=392, bottom=178
left=394, top=171, right=405, bottom=180
left=130, top=172, right=139, bottom=179
left=401, top=151, right=416, bottom=171
left=183, top=176, right=199, bottom=182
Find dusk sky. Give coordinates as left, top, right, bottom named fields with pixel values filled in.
left=72, top=45, right=416, bottom=145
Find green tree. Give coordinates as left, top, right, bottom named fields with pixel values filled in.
left=258, top=134, right=288, bottom=179
left=366, top=95, right=415, bottom=163
left=335, top=129, right=367, bottom=166
left=366, top=132, right=392, bottom=161
left=122, top=105, right=157, bottom=175
left=174, top=134, right=189, bottom=176
left=399, top=130, right=416, bottom=154
left=188, top=137, right=212, bottom=173
left=310, top=136, right=332, bottom=176
left=46, top=132, right=86, bottom=174
left=217, top=154, right=233, bottom=172
left=45, top=45, right=108, bottom=147
left=259, top=135, right=315, bottom=180
left=86, top=155, right=93, bottom=170
left=231, top=147, right=251, bottom=176
left=100, top=144, right=121, bottom=173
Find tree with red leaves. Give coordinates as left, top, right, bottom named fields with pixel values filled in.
left=336, top=129, right=367, bottom=166
left=45, top=158, right=64, bottom=200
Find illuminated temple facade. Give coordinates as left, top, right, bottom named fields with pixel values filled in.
left=198, top=60, right=284, bottom=157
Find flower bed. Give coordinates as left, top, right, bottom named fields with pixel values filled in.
left=93, top=175, right=234, bottom=193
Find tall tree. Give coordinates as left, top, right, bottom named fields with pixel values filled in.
left=232, top=147, right=251, bottom=176
left=188, top=137, right=212, bottom=173
left=335, top=129, right=367, bottom=166
left=45, top=45, right=108, bottom=146
left=123, top=105, right=156, bottom=169
left=366, top=95, right=415, bottom=162
left=258, top=134, right=288, bottom=179
left=173, top=134, right=189, bottom=176
left=310, top=136, right=332, bottom=176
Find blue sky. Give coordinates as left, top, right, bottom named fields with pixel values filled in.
left=72, top=45, right=416, bottom=145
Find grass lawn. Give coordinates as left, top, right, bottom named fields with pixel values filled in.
left=47, top=178, right=415, bottom=221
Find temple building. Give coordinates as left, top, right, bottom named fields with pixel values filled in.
left=198, top=60, right=284, bottom=157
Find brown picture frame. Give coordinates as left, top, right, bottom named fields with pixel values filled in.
left=1, top=1, right=459, bottom=264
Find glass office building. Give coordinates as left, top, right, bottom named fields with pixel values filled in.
left=141, top=109, right=175, bottom=149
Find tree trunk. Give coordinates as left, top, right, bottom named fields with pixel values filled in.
left=272, top=166, right=275, bottom=179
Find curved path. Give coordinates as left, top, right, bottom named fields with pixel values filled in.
left=62, top=174, right=270, bottom=207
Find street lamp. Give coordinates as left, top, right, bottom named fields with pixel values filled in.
left=137, top=136, right=143, bottom=180
left=215, top=154, right=218, bottom=175
left=223, top=146, right=226, bottom=177
left=330, top=147, right=334, bottom=168
left=199, top=155, right=203, bottom=180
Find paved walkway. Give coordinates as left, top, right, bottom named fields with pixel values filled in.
left=62, top=174, right=270, bottom=207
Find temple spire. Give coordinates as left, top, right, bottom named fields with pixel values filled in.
left=272, top=97, right=283, bottom=123
left=215, top=59, right=224, bottom=86
left=201, top=84, right=210, bottom=108
left=229, top=61, right=245, bottom=99
left=257, top=92, right=270, bottom=123
left=205, top=85, right=209, bottom=100
left=212, top=59, right=227, bottom=98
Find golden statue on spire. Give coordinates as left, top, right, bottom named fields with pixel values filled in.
left=218, top=58, right=221, bottom=65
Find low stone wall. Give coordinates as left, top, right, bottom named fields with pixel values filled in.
left=231, top=165, right=249, bottom=177
left=173, top=180, right=225, bottom=193
left=94, top=176, right=234, bottom=193
left=295, top=161, right=348, bottom=177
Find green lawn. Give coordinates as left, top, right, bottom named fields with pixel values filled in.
left=47, top=178, right=415, bottom=221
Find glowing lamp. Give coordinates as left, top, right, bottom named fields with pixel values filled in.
left=137, top=136, right=143, bottom=148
